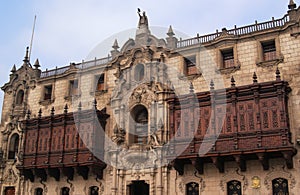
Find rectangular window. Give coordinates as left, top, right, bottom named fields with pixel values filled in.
left=262, top=40, right=276, bottom=61
left=69, top=80, right=78, bottom=95
left=96, top=74, right=105, bottom=91
left=44, top=85, right=52, bottom=100
left=184, top=56, right=197, bottom=75
left=221, top=48, right=234, bottom=68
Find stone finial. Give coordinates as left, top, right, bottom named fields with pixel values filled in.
left=111, top=39, right=120, bottom=58
left=33, top=59, right=40, bottom=69
left=78, top=102, right=82, bottom=111
left=158, top=118, right=164, bottom=129
left=64, top=104, right=68, bottom=114
left=167, top=25, right=175, bottom=37
left=171, top=84, right=175, bottom=91
left=51, top=107, right=55, bottom=116
left=160, top=53, right=165, bottom=62
left=26, top=109, right=31, bottom=120
left=11, top=64, right=16, bottom=74
left=276, top=67, right=281, bottom=81
left=189, top=82, right=194, bottom=93
left=253, top=72, right=258, bottom=83
left=23, top=47, right=30, bottom=65
left=38, top=108, right=42, bottom=118
left=93, top=99, right=97, bottom=109
left=166, top=25, right=178, bottom=49
left=289, top=0, right=297, bottom=10
left=210, top=80, right=215, bottom=90
left=112, top=39, right=119, bottom=50
left=231, top=76, right=236, bottom=87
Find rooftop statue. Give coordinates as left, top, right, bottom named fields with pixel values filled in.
left=137, top=8, right=149, bottom=29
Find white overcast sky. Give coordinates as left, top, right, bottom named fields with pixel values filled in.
left=0, top=0, right=293, bottom=119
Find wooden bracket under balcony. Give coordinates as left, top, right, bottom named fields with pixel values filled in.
left=77, top=166, right=89, bottom=180
left=190, top=157, right=204, bottom=174
left=256, top=153, right=269, bottom=170
left=34, top=168, right=47, bottom=182
left=170, top=159, right=185, bottom=175
left=233, top=155, right=246, bottom=172
left=282, top=151, right=295, bottom=169
left=211, top=156, right=224, bottom=173
left=62, top=167, right=74, bottom=181
left=48, top=168, right=60, bottom=181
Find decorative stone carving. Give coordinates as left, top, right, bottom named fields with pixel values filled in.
left=177, top=172, right=205, bottom=193
left=251, top=176, right=261, bottom=189
left=220, top=168, right=248, bottom=192
left=264, top=166, right=296, bottom=190
left=3, top=168, right=18, bottom=184
left=129, top=83, right=158, bottom=109
left=112, top=125, right=126, bottom=145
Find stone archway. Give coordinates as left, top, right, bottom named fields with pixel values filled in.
left=4, top=187, right=15, bottom=195
left=127, top=180, right=149, bottom=195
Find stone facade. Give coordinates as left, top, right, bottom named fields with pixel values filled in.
left=1, top=2, right=300, bottom=195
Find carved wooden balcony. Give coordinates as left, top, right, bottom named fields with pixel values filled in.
left=167, top=77, right=296, bottom=175
left=17, top=106, right=109, bottom=182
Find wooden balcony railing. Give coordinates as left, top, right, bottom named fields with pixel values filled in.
left=167, top=77, right=296, bottom=174
left=18, top=107, right=109, bottom=182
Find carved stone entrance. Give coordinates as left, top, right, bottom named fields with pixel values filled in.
left=4, top=187, right=15, bottom=195
left=127, top=180, right=149, bottom=195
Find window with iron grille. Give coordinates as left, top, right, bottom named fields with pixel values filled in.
left=186, top=182, right=199, bottom=195
left=272, top=178, right=289, bottom=195
left=35, top=188, right=43, bottom=195
left=227, top=180, right=242, bottom=195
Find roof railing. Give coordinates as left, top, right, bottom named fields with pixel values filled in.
left=177, top=14, right=290, bottom=48
left=40, top=56, right=112, bottom=78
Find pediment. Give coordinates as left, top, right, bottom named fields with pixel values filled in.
left=1, top=64, right=39, bottom=92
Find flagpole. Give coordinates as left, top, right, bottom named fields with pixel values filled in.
left=29, top=15, right=37, bottom=63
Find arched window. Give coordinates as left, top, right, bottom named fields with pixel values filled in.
left=8, top=134, right=19, bottom=159
left=130, top=105, right=148, bottom=144
left=35, top=188, right=43, bottom=195
left=134, top=64, right=145, bottom=81
left=227, top=180, right=242, bottom=195
left=272, top=178, right=289, bottom=195
left=16, top=90, right=24, bottom=105
left=61, top=187, right=70, bottom=195
left=186, top=182, right=199, bottom=195
left=89, top=186, right=99, bottom=195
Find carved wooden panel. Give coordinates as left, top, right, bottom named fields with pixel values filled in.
left=237, top=101, right=255, bottom=132
left=20, top=109, right=109, bottom=170
left=167, top=79, right=295, bottom=165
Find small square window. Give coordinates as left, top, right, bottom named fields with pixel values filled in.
left=262, top=40, right=276, bottom=61
left=221, top=48, right=234, bottom=68
left=69, top=80, right=79, bottom=95
left=96, top=74, right=105, bottom=91
left=44, top=85, right=52, bottom=100
left=184, top=56, right=197, bottom=75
